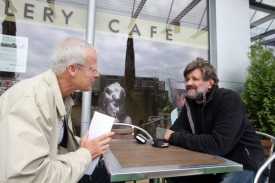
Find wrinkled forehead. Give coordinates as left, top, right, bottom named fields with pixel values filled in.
left=85, top=48, right=97, bottom=66
left=185, top=68, right=203, bottom=78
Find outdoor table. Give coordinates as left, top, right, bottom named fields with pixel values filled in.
left=103, top=139, right=243, bottom=182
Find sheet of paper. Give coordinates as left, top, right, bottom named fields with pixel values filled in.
left=85, top=111, right=115, bottom=175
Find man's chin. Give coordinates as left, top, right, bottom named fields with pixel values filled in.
left=82, top=87, right=92, bottom=92
left=186, top=91, right=195, bottom=98
left=186, top=95, right=196, bottom=100
left=186, top=94, right=202, bottom=100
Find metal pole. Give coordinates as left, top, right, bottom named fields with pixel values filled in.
left=80, top=0, right=97, bottom=136
left=208, top=0, right=217, bottom=69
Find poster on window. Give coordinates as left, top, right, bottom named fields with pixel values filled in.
left=0, top=35, right=28, bottom=73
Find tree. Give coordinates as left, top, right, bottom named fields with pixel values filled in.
left=240, top=40, right=275, bottom=135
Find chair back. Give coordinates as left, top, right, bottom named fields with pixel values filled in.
left=254, top=131, right=275, bottom=183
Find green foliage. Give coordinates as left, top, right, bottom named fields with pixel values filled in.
left=156, top=91, right=174, bottom=114
left=240, top=40, right=275, bottom=135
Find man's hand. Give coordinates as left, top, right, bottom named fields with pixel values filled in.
left=164, top=129, right=174, bottom=141
left=79, top=131, right=115, bottom=160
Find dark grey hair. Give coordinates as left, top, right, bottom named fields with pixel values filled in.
left=183, top=58, right=219, bottom=84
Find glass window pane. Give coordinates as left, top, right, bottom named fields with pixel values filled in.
left=94, top=0, right=209, bottom=138
left=0, top=0, right=209, bottom=138
left=250, top=1, right=275, bottom=49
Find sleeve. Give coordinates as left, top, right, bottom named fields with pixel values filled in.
left=5, top=96, right=92, bottom=183
left=168, top=93, right=246, bottom=156
left=74, top=136, right=81, bottom=144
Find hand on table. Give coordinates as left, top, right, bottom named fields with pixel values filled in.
left=164, top=129, right=174, bottom=141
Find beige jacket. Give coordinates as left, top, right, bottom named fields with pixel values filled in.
left=0, top=70, right=92, bottom=183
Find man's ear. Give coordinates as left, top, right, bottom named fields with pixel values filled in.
left=68, top=64, right=77, bottom=77
left=208, top=78, right=215, bottom=89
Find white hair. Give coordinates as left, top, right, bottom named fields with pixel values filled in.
left=50, top=37, right=96, bottom=75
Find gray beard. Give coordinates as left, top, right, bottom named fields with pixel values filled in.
left=186, top=92, right=204, bottom=100
left=186, top=82, right=208, bottom=100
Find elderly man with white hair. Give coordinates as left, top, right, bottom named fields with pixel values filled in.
left=0, top=37, right=114, bottom=183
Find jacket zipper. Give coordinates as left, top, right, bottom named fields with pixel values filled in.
left=245, top=148, right=258, bottom=169
left=202, top=98, right=212, bottom=134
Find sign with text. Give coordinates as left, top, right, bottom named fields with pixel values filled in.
left=0, top=0, right=86, bottom=30
left=0, top=0, right=208, bottom=48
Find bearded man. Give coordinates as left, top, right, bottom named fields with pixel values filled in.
left=164, top=58, right=266, bottom=183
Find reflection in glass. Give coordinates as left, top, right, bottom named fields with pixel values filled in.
left=94, top=0, right=209, bottom=138
left=1, top=14, right=17, bottom=78
left=0, top=14, right=19, bottom=96
left=124, top=35, right=135, bottom=95
left=98, top=82, right=132, bottom=129
left=167, top=78, right=186, bottom=109
left=0, top=0, right=209, bottom=138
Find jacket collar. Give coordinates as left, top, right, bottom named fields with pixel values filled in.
left=43, top=70, right=74, bottom=116
left=204, top=85, right=219, bottom=104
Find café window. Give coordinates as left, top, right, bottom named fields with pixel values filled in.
left=94, top=0, right=209, bottom=137
left=0, top=0, right=87, bottom=97
left=0, top=0, right=209, bottom=138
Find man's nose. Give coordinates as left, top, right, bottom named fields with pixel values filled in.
left=95, top=72, right=100, bottom=78
left=186, top=79, right=192, bottom=85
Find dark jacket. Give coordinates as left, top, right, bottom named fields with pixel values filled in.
left=169, top=85, right=264, bottom=171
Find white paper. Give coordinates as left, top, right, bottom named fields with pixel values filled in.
left=85, top=111, right=115, bottom=175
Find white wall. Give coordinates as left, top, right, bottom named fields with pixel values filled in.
left=210, top=0, right=251, bottom=93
